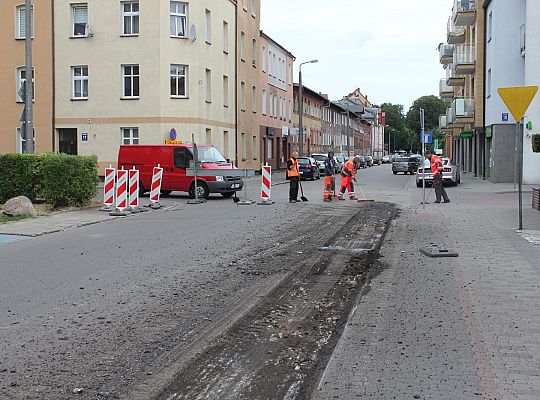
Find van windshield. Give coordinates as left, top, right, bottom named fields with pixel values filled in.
left=192, top=146, right=228, bottom=163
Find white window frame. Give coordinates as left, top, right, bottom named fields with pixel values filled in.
left=240, top=81, right=246, bottom=111
left=16, top=127, right=35, bottom=154
left=223, top=75, right=229, bottom=107
left=122, top=64, right=140, bottom=99
left=223, top=21, right=229, bottom=53
left=71, top=66, right=89, bottom=99
left=170, top=64, right=188, bottom=98
left=241, top=132, right=247, bottom=160
left=121, top=127, right=139, bottom=145
left=16, top=67, right=35, bottom=102
left=262, top=46, right=267, bottom=72
left=240, top=31, right=246, bottom=61
left=205, top=9, right=211, bottom=44
left=252, top=39, right=257, bottom=66
left=253, top=135, right=258, bottom=160
left=251, top=0, right=257, bottom=17
left=71, top=4, right=89, bottom=37
left=170, top=1, right=187, bottom=38
left=122, top=1, right=139, bottom=36
left=205, top=68, right=212, bottom=103
left=16, top=4, right=34, bottom=39
left=252, top=85, right=257, bottom=113
left=261, top=89, right=267, bottom=115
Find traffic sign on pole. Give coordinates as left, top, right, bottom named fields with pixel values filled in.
left=497, top=86, right=538, bottom=122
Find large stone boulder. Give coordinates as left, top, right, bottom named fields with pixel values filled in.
left=3, top=196, right=37, bottom=218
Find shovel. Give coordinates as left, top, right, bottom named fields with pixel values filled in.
left=299, top=179, right=308, bottom=202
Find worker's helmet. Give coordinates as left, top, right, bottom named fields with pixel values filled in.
left=354, top=155, right=361, bottom=163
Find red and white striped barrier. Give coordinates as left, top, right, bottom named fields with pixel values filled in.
left=257, top=164, right=274, bottom=205
left=100, top=166, right=116, bottom=211
left=149, top=165, right=163, bottom=207
left=115, top=168, right=128, bottom=211
left=128, top=168, right=140, bottom=211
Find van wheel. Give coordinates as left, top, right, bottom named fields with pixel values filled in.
left=139, top=181, right=146, bottom=196
left=189, top=181, right=210, bottom=199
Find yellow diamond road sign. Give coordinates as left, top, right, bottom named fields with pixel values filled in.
left=497, top=86, right=538, bottom=122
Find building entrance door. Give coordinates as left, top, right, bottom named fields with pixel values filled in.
left=58, top=129, right=78, bottom=155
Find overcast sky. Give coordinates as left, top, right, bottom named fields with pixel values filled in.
left=261, top=0, right=453, bottom=111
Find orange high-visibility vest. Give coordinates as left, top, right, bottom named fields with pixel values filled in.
left=288, top=158, right=300, bottom=177
left=431, top=155, right=443, bottom=176
left=342, top=160, right=356, bottom=177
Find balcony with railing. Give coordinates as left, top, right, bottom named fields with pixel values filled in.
left=439, top=43, right=454, bottom=64
left=453, top=0, right=476, bottom=26
left=439, top=78, right=453, bottom=98
left=453, top=44, right=475, bottom=74
left=452, top=97, right=474, bottom=124
left=447, top=16, right=466, bottom=44
left=446, top=64, right=465, bottom=87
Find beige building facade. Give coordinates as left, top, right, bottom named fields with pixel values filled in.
left=236, top=0, right=261, bottom=169
left=51, top=0, right=236, bottom=172
left=0, top=0, right=54, bottom=154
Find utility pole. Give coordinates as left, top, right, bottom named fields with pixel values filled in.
left=420, top=108, right=426, bottom=208
left=298, top=59, right=318, bottom=157
left=24, top=0, right=34, bottom=153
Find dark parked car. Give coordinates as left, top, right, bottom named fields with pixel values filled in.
left=392, top=156, right=420, bottom=175
left=356, top=156, right=367, bottom=169
left=298, top=157, right=321, bottom=180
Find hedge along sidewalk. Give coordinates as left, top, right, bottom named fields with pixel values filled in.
left=0, top=153, right=99, bottom=207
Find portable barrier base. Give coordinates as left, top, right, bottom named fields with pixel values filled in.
left=257, top=199, right=275, bottom=205
left=146, top=202, right=163, bottom=209
left=109, top=209, right=131, bottom=216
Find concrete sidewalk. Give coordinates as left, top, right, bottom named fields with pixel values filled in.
left=315, top=175, right=540, bottom=399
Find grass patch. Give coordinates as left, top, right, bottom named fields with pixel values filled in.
left=0, top=214, right=29, bottom=224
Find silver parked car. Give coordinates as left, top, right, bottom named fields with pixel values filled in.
left=416, top=158, right=460, bottom=187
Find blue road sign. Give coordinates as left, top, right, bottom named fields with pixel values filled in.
left=502, top=113, right=509, bottom=122
left=170, top=128, right=177, bottom=140
left=420, top=131, right=433, bottom=144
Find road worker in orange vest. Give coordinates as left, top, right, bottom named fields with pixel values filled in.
left=337, top=156, right=360, bottom=200
left=287, top=151, right=300, bottom=203
left=425, top=150, right=450, bottom=203
left=323, top=151, right=336, bottom=202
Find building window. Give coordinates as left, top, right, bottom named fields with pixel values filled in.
left=488, top=11, right=493, bottom=41
left=16, top=67, right=35, bottom=102
left=262, top=46, right=267, bottom=72
left=487, top=68, right=492, bottom=98
left=240, top=31, right=246, bottom=61
left=170, top=64, right=187, bottom=97
left=223, top=21, right=229, bottom=53
left=252, top=86, right=257, bottom=113
left=241, top=133, right=247, bottom=160
left=72, top=66, right=89, bottom=99
left=122, top=127, right=139, bottom=144
left=122, top=2, right=139, bottom=36
left=170, top=1, right=187, bottom=37
left=223, top=75, right=229, bottom=107
left=267, top=137, right=273, bottom=159
left=240, top=81, right=246, bottom=111
left=16, top=5, right=34, bottom=39
left=223, top=130, right=229, bottom=158
left=72, top=4, right=89, bottom=37
left=205, top=68, right=212, bottom=102
left=122, top=65, right=139, bottom=98
left=16, top=128, right=35, bottom=154
left=273, top=95, right=277, bottom=118
left=205, top=9, right=211, bottom=43
left=253, top=135, right=258, bottom=160
left=242, top=0, right=248, bottom=11
left=252, top=39, right=257, bottom=66
left=261, top=89, right=266, bottom=115
left=288, top=99, right=292, bottom=121
left=206, top=128, right=212, bottom=144
left=251, top=0, right=256, bottom=17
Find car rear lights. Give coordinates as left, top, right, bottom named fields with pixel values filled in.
left=443, top=167, right=452, bottom=172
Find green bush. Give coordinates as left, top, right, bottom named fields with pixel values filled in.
left=532, top=134, right=540, bottom=153
left=0, top=153, right=99, bottom=207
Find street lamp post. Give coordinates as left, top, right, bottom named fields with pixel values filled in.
left=298, top=59, right=318, bottom=157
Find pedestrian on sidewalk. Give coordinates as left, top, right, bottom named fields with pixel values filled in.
left=287, top=151, right=300, bottom=203
left=425, top=150, right=450, bottom=203
left=323, top=151, right=336, bottom=202
left=338, top=156, right=360, bottom=200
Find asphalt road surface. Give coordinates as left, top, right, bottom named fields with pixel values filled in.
left=0, top=164, right=435, bottom=399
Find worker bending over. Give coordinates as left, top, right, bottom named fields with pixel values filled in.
left=338, top=156, right=360, bottom=200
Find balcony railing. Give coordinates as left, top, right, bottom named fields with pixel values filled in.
left=439, top=115, right=448, bottom=129
left=446, top=64, right=465, bottom=86
left=454, top=44, right=475, bottom=64
left=453, top=98, right=474, bottom=118
left=446, top=107, right=454, bottom=125
left=439, top=43, right=454, bottom=64
left=439, top=78, right=453, bottom=98
left=453, top=0, right=476, bottom=26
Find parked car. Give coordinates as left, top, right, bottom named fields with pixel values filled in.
left=409, top=155, right=423, bottom=171
left=310, top=153, right=327, bottom=173
left=392, top=156, right=419, bottom=175
left=335, top=155, right=346, bottom=173
left=382, top=155, right=391, bottom=164
left=416, top=158, right=460, bottom=187
left=297, top=157, right=321, bottom=180
left=356, top=156, right=367, bottom=169
left=364, top=155, right=374, bottom=167
left=118, top=144, right=243, bottom=199
left=372, top=156, right=381, bottom=165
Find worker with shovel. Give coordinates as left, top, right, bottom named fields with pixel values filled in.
left=337, top=156, right=360, bottom=201
left=323, top=151, right=336, bottom=202
left=287, top=151, right=300, bottom=203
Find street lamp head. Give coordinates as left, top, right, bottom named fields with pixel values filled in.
left=309, top=59, right=318, bottom=64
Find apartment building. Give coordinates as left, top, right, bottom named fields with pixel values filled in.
left=0, top=0, right=54, bottom=154
left=236, top=0, right=261, bottom=169
left=259, top=31, right=294, bottom=170
left=53, top=0, right=237, bottom=172
left=483, top=0, right=540, bottom=184
left=292, top=84, right=324, bottom=156
left=321, top=100, right=345, bottom=156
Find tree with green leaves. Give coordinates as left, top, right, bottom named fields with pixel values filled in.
left=380, top=103, right=409, bottom=153
left=405, top=95, right=448, bottom=154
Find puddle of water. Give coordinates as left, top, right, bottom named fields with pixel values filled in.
left=0, top=234, right=29, bottom=246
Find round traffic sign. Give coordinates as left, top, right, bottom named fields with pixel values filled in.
left=170, top=128, right=177, bottom=140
